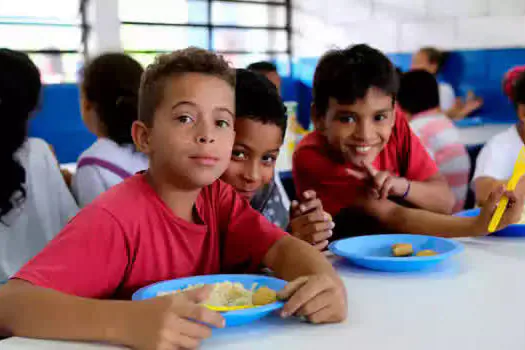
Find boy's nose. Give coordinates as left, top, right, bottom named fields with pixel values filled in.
left=196, top=136, right=215, bottom=144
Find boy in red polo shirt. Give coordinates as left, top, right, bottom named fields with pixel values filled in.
left=0, top=48, right=346, bottom=350
left=293, top=44, right=524, bottom=239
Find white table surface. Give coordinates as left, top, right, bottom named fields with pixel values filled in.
left=3, top=236, right=525, bottom=350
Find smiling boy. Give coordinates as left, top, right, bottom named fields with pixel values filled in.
left=0, top=48, right=346, bottom=350
left=293, top=44, right=523, bottom=239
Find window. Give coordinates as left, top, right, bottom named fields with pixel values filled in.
left=119, top=0, right=291, bottom=71
left=0, top=0, right=85, bottom=83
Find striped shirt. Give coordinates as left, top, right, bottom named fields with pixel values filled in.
left=410, top=111, right=471, bottom=212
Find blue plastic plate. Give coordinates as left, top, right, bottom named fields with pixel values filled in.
left=329, top=234, right=463, bottom=272
left=132, top=274, right=286, bottom=327
left=456, top=208, right=525, bottom=237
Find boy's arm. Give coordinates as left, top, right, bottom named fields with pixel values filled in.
left=403, top=173, right=455, bottom=214
left=351, top=162, right=455, bottom=215
left=475, top=177, right=508, bottom=206
left=0, top=279, right=132, bottom=343
left=262, top=235, right=347, bottom=323
left=0, top=280, right=223, bottom=349
left=360, top=183, right=523, bottom=237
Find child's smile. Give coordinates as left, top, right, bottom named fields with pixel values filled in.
left=316, top=88, right=395, bottom=167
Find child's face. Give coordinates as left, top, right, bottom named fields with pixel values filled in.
left=411, top=51, right=437, bottom=75
left=315, top=87, right=395, bottom=168
left=221, top=118, right=283, bottom=199
left=135, top=73, right=235, bottom=189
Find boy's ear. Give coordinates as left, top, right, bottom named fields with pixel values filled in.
left=132, top=121, right=151, bottom=154
left=310, top=103, right=325, bottom=132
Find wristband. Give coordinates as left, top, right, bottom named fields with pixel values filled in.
left=401, top=180, right=411, bottom=199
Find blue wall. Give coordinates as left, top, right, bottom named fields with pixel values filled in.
left=31, top=48, right=525, bottom=164
left=291, top=48, right=525, bottom=128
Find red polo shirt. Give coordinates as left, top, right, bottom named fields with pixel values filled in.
left=14, top=174, right=286, bottom=299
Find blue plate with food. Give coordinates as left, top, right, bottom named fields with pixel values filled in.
left=329, top=234, right=463, bottom=272
left=456, top=208, right=525, bottom=237
left=132, top=274, right=286, bottom=327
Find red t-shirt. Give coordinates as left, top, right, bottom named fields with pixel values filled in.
left=14, top=174, right=286, bottom=299
left=292, top=114, right=438, bottom=217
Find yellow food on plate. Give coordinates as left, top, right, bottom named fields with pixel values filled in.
left=252, top=286, right=277, bottom=306
left=158, top=282, right=276, bottom=308
left=416, top=249, right=438, bottom=257
left=392, top=243, right=414, bottom=257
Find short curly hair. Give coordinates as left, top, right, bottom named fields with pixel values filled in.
left=139, top=47, right=235, bottom=125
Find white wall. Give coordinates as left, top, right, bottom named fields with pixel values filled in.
left=292, top=0, right=525, bottom=56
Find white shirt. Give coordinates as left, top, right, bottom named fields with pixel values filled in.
left=439, top=82, right=456, bottom=111
left=72, top=138, right=149, bottom=207
left=0, top=138, right=78, bottom=281
left=473, top=125, right=523, bottom=181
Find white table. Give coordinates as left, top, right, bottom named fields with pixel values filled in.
left=3, top=236, right=525, bottom=350
left=458, top=123, right=511, bottom=146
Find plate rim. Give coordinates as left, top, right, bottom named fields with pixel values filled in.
left=328, top=234, right=464, bottom=262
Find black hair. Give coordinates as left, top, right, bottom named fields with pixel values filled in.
left=235, top=68, right=287, bottom=138
left=397, top=70, right=440, bottom=115
left=419, top=47, right=448, bottom=73
left=313, top=44, right=399, bottom=117
left=139, top=47, right=235, bottom=125
left=514, top=71, right=525, bottom=107
left=82, top=53, right=144, bottom=145
left=0, top=49, right=41, bottom=220
left=246, top=61, right=278, bottom=73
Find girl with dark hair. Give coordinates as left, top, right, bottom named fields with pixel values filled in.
left=72, top=53, right=148, bottom=207
left=0, top=49, right=78, bottom=281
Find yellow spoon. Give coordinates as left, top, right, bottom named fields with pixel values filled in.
left=488, top=146, right=525, bottom=232
left=203, top=304, right=256, bottom=312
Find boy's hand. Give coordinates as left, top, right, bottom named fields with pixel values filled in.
left=346, top=161, right=409, bottom=199
left=290, top=190, right=334, bottom=251
left=129, top=286, right=225, bottom=350
left=475, top=182, right=525, bottom=234
left=277, top=275, right=347, bottom=324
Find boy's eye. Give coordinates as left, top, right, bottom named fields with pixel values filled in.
left=262, top=155, right=277, bottom=165
left=338, top=115, right=356, bottom=123
left=176, top=114, right=194, bottom=124
left=216, top=119, right=231, bottom=129
left=374, top=114, right=387, bottom=121
left=232, top=150, right=247, bottom=160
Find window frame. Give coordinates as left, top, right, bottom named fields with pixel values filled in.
left=119, top=0, right=293, bottom=72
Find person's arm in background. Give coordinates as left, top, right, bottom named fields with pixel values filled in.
left=72, top=166, right=107, bottom=207
left=472, top=138, right=512, bottom=206
left=446, top=91, right=484, bottom=120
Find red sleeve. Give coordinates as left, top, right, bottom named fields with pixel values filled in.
left=397, top=114, right=439, bottom=181
left=292, top=146, right=353, bottom=217
left=292, top=145, right=330, bottom=198
left=13, top=206, right=129, bottom=299
left=216, top=181, right=287, bottom=273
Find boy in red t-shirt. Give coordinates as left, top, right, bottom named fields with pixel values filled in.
left=293, top=44, right=524, bottom=239
left=0, top=48, right=346, bottom=350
